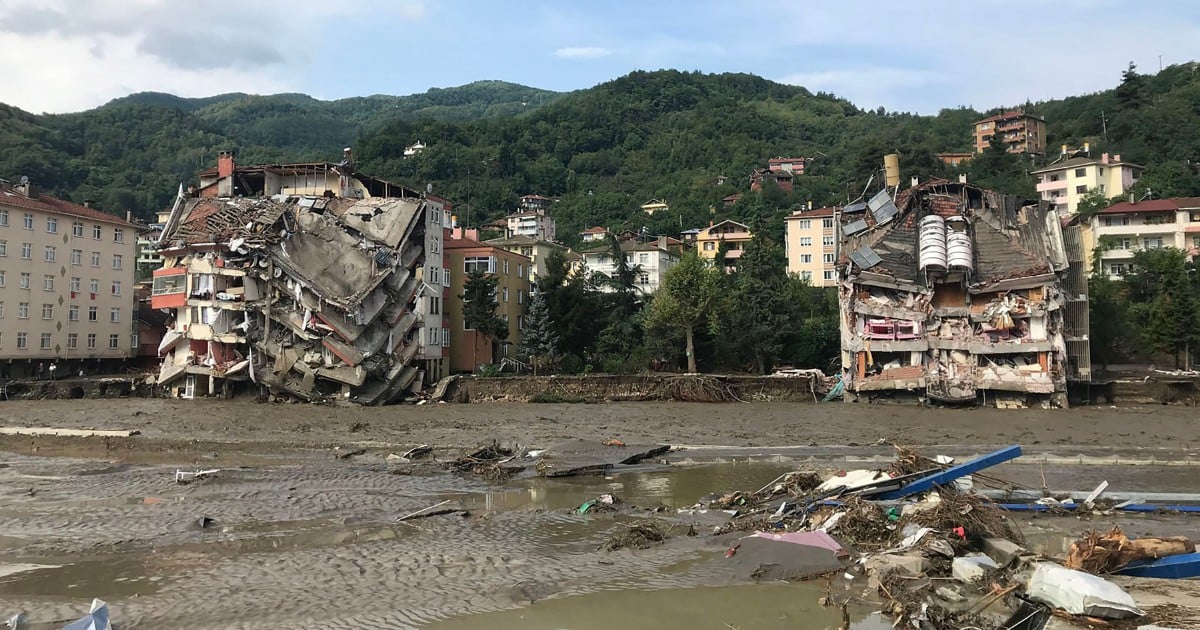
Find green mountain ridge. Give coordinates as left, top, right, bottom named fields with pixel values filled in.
left=2, top=67, right=1198, bottom=241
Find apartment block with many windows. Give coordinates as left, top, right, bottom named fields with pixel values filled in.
left=445, top=229, right=530, bottom=373
left=0, top=180, right=137, bottom=377
left=784, top=206, right=839, bottom=286
left=1085, top=197, right=1200, bottom=279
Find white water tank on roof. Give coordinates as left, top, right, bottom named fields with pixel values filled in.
left=918, top=215, right=947, bottom=271
left=946, top=218, right=974, bottom=270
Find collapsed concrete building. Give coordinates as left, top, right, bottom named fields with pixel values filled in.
left=152, top=157, right=448, bottom=403
left=837, top=179, right=1090, bottom=407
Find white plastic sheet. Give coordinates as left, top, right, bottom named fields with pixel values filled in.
left=1027, top=563, right=1142, bottom=619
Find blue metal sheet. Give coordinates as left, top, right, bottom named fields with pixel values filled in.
left=873, top=445, right=1023, bottom=500
left=1117, top=552, right=1200, bottom=579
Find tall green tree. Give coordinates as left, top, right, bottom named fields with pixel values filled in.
left=644, top=251, right=722, bottom=373
left=461, top=268, right=509, bottom=370
left=726, top=231, right=788, bottom=373
left=1125, top=248, right=1200, bottom=368
left=536, top=248, right=604, bottom=364
left=1115, top=62, right=1148, bottom=112
left=516, top=290, right=558, bottom=375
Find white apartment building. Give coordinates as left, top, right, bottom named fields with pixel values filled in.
left=1086, top=197, right=1200, bottom=278
left=580, top=238, right=679, bottom=294
left=1032, top=153, right=1142, bottom=214
left=0, top=180, right=137, bottom=378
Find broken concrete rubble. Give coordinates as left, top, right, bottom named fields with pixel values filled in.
left=152, top=171, right=441, bottom=404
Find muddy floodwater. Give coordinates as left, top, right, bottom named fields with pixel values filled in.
left=1, top=399, right=1200, bottom=628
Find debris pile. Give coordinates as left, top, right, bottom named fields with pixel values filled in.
left=679, top=444, right=1200, bottom=628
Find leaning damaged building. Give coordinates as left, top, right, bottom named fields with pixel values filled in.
left=152, top=155, right=447, bottom=404
left=837, top=179, right=1090, bottom=407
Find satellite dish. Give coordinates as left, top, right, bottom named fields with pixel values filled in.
left=19, top=175, right=29, bottom=185
left=425, top=183, right=433, bottom=194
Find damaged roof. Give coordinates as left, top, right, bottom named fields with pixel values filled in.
left=841, top=179, right=1065, bottom=289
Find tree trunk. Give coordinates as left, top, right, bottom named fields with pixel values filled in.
left=685, top=326, right=697, bottom=374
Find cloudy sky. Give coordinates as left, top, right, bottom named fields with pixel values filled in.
left=1, top=0, right=1196, bottom=114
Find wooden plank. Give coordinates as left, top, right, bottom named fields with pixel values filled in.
left=872, top=445, right=1022, bottom=500
left=0, top=427, right=139, bottom=438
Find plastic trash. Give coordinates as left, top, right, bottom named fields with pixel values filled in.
left=1027, top=563, right=1142, bottom=619
left=60, top=599, right=109, bottom=630
left=952, top=554, right=999, bottom=583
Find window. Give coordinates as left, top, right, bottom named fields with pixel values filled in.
left=40, top=332, right=51, bottom=349
left=0, top=271, right=4, bottom=287
left=23, top=213, right=33, bottom=230
left=429, top=236, right=439, bottom=253
left=799, top=237, right=812, bottom=247
left=428, top=296, right=440, bottom=315
left=16, top=332, right=26, bottom=349
left=43, top=275, right=53, bottom=291
left=823, top=253, right=835, bottom=263
left=113, top=228, right=124, bottom=243
left=18, top=272, right=29, bottom=289
left=703, top=242, right=715, bottom=251
left=46, top=217, right=57, bottom=234
left=1104, top=216, right=1131, bottom=227
left=21, top=242, right=31, bottom=259
left=68, top=333, right=77, bottom=349
left=69, top=305, right=79, bottom=321
left=87, top=333, right=96, bottom=349
left=463, top=256, right=495, bottom=273
left=44, top=245, right=55, bottom=262
left=517, top=289, right=524, bottom=304
left=92, top=225, right=101, bottom=240
left=0, top=209, right=7, bottom=226
left=131, top=333, right=138, bottom=349
left=801, top=271, right=812, bottom=281
left=638, top=273, right=650, bottom=285
left=517, top=315, right=524, bottom=331
left=0, top=240, right=6, bottom=256
left=71, top=249, right=81, bottom=265
left=18, top=302, right=28, bottom=319
left=822, top=218, right=834, bottom=229
left=90, top=252, right=100, bottom=267
left=442, top=327, right=450, bottom=347
left=799, top=219, right=811, bottom=229
left=822, top=236, right=834, bottom=247
left=443, top=267, right=450, bottom=287
left=112, top=254, right=122, bottom=270
left=427, top=327, right=440, bottom=345
left=801, top=254, right=812, bottom=264
left=109, top=334, right=119, bottom=349
left=502, top=259, right=510, bottom=275
left=1075, top=185, right=1088, bottom=194
left=431, top=209, right=441, bottom=225
left=1194, top=236, right=1200, bottom=248
left=823, top=270, right=836, bottom=281
left=72, top=222, right=84, bottom=237
left=1074, top=168, right=1087, bottom=178
left=110, top=307, right=120, bottom=323
left=88, top=306, right=97, bottom=322
left=0, top=302, right=3, bottom=318
left=1109, top=263, right=1127, bottom=276
left=90, top=279, right=99, bottom=294
left=502, top=287, right=509, bottom=302
left=42, top=303, right=53, bottom=319
left=70, top=277, right=80, bottom=292
left=1143, top=237, right=1164, bottom=249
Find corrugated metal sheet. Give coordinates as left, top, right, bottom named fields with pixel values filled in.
left=848, top=245, right=883, bottom=269
left=843, top=218, right=869, bottom=236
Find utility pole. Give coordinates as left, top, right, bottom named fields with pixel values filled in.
left=1100, top=111, right=1109, bottom=142
left=1159, top=54, right=1163, bottom=72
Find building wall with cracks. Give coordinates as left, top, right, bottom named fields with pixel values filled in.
left=837, top=179, right=1089, bottom=407
left=152, top=169, right=443, bottom=404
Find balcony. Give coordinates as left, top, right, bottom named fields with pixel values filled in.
left=1093, top=224, right=1176, bottom=236
left=1036, top=180, right=1067, bottom=193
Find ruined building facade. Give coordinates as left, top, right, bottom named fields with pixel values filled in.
left=152, top=157, right=446, bottom=403
left=837, top=180, right=1090, bottom=407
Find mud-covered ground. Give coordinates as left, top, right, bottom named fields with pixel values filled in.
left=2, top=399, right=1199, bottom=629
left=1, top=399, right=1198, bottom=465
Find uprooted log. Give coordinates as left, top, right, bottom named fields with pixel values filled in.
left=1065, top=527, right=1195, bottom=574
left=656, top=375, right=740, bottom=403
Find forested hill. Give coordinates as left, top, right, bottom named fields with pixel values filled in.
left=0, top=81, right=560, bottom=216
left=3, top=65, right=1199, bottom=239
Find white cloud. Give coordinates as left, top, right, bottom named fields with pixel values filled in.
left=0, top=0, right=427, bottom=112
left=554, top=46, right=611, bottom=59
